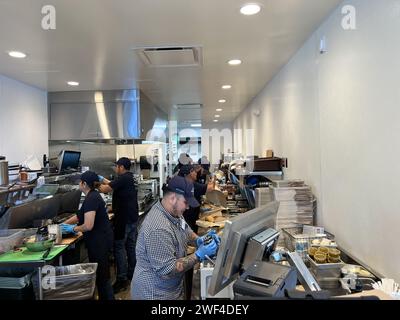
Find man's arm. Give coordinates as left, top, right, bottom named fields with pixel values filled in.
left=146, top=229, right=199, bottom=279
left=98, top=184, right=113, bottom=193
left=172, top=253, right=200, bottom=275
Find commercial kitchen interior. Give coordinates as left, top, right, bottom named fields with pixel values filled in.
left=0, top=0, right=399, bottom=301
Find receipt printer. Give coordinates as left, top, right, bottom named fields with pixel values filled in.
left=233, top=261, right=297, bottom=298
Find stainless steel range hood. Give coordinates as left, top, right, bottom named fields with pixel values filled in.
left=49, top=89, right=167, bottom=141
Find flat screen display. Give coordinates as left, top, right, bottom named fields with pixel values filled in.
left=207, top=201, right=280, bottom=296
left=59, top=150, right=81, bottom=172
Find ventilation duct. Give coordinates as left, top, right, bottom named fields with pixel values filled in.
left=135, top=46, right=203, bottom=67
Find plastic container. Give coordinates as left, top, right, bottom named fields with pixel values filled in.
left=317, top=247, right=329, bottom=255
left=32, top=263, right=97, bottom=300
left=328, top=248, right=341, bottom=258
left=308, top=247, right=318, bottom=257
left=328, top=256, right=340, bottom=263
left=314, top=253, right=327, bottom=264
left=0, top=229, right=25, bottom=255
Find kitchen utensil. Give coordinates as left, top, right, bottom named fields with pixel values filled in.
left=42, top=247, right=51, bottom=259
left=25, top=237, right=55, bottom=252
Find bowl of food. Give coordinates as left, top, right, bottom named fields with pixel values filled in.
left=24, top=235, right=55, bottom=252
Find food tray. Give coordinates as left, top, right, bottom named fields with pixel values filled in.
left=307, top=255, right=344, bottom=280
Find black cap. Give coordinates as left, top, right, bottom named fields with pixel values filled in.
left=80, top=171, right=99, bottom=188
left=178, top=164, right=194, bottom=177
left=165, top=176, right=199, bottom=207
left=115, top=157, right=131, bottom=170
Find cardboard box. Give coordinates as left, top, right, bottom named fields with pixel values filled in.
left=265, top=150, right=274, bottom=158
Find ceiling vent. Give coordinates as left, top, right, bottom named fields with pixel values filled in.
left=134, top=46, right=203, bottom=67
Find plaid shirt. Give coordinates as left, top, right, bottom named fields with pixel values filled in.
left=131, top=200, right=193, bottom=300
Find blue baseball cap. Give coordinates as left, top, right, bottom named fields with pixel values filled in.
left=165, top=176, right=199, bottom=207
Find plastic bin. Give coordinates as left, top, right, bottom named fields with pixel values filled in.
left=0, top=273, right=34, bottom=300
left=32, top=263, right=97, bottom=300
left=282, top=225, right=335, bottom=262
left=0, top=229, right=25, bottom=255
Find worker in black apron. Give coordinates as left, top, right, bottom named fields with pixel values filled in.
left=61, top=171, right=114, bottom=300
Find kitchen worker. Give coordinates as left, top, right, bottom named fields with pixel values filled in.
left=178, top=164, right=214, bottom=233
left=131, top=176, right=219, bottom=300
left=98, top=157, right=139, bottom=294
left=198, top=156, right=211, bottom=184
left=178, top=164, right=215, bottom=299
left=61, top=171, right=114, bottom=300
left=173, top=153, right=192, bottom=175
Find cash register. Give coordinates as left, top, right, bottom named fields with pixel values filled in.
left=206, top=202, right=298, bottom=299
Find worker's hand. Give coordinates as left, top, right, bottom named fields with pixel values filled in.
left=60, top=223, right=77, bottom=235
left=98, top=175, right=105, bottom=183
left=196, top=230, right=220, bottom=247
left=195, top=239, right=218, bottom=261
left=208, top=229, right=221, bottom=246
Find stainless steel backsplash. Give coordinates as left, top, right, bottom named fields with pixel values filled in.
left=49, top=141, right=117, bottom=177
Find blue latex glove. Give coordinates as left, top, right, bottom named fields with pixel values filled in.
left=98, top=175, right=105, bottom=182
left=195, top=239, right=218, bottom=261
left=196, top=230, right=221, bottom=247
left=60, top=223, right=77, bottom=235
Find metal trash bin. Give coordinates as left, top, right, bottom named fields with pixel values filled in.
left=32, top=263, right=97, bottom=300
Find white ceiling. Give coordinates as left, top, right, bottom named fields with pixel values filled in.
left=0, top=0, right=342, bottom=123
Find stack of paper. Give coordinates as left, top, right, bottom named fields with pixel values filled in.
left=255, top=180, right=316, bottom=233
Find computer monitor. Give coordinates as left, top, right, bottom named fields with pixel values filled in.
left=58, top=150, right=81, bottom=173
left=208, top=201, right=280, bottom=296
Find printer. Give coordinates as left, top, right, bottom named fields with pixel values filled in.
left=233, top=261, right=297, bottom=298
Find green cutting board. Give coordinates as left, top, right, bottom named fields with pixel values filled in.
left=0, top=245, right=68, bottom=263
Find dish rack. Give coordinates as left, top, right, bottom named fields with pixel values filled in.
left=282, top=225, right=335, bottom=262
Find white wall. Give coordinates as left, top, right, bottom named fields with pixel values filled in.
left=0, top=75, right=48, bottom=165
left=234, top=0, right=400, bottom=282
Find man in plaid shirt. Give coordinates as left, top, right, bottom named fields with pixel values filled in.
left=131, top=176, right=220, bottom=300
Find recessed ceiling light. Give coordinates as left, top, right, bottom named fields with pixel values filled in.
left=218, top=99, right=226, bottom=103
left=222, top=85, right=232, bottom=90
left=191, top=124, right=202, bottom=128
left=215, top=115, right=221, bottom=118
left=240, top=3, right=261, bottom=16
left=213, top=119, right=219, bottom=123
left=8, top=51, right=27, bottom=58
left=216, top=108, right=223, bottom=112
left=228, top=59, right=242, bottom=66
left=67, top=81, right=79, bottom=86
